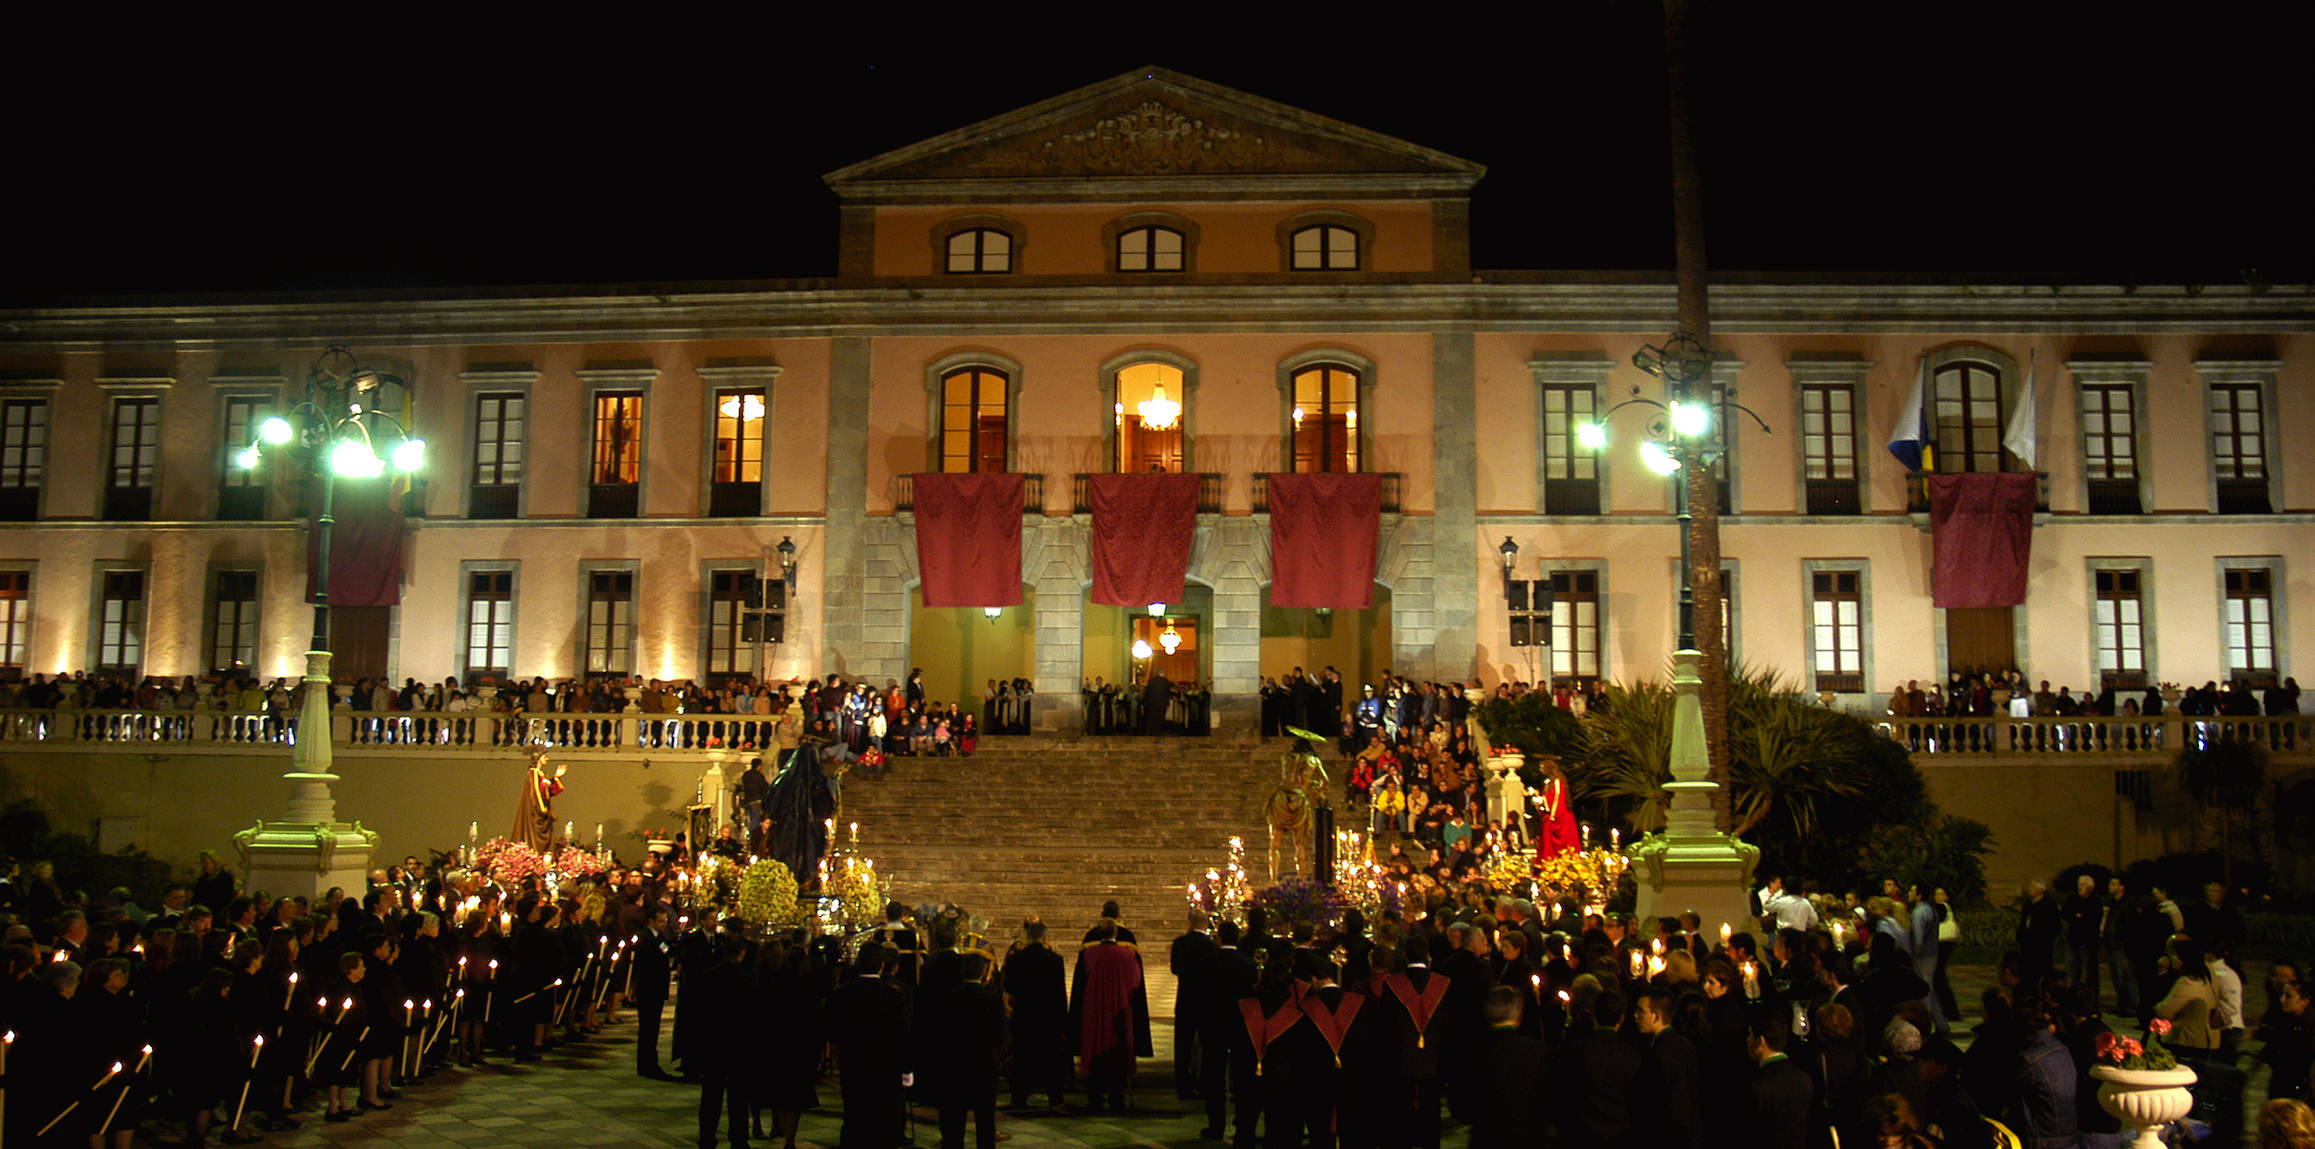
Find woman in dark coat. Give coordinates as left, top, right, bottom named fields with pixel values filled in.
left=358, top=932, right=407, bottom=1107
left=75, top=957, right=147, bottom=1149
left=183, top=966, right=261, bottom=1144
left=451, top=909, right=498, bottom=1066
left=313, top=952, right=371, bottom=1122
left=396, top=911, right=450, bottom=1073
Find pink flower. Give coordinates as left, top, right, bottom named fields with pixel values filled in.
left=2119, top=1038, right=2143, bottom=1057
left=2095, top=1032, right=2118, bottom=1058
left=2148, top=1018, right=2172, bottom=1037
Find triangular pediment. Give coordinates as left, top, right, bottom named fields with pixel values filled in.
left=826, top=66, right=1483, bottom=195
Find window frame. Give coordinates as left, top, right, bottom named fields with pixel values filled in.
left=2216, top=556, right=2288, bottom=685
left=460, top=365, right=538, bottom=520
left=1529, top=356, right=1612, bottom=516
left=1800, top=559, right=1875, bottom=700
left=103, top=392, right=164, bottom=520
left=2197, top=359, right=2282, bottom=515
left=575, top=364, right=657, bottom=519
left=0, top=562, right=34, bottom=678
left=2069, top=358, right=2151, bottom=515
left=925, top=353, right=1022, bottom=475
left=1278, top=210, right=1373, bottom=272
left=1101, top=350, right=1199, bottom=474
left=208, top=564, right=263, bottom=675
left=1544, top=565, right=1606, bottom=686
left=703, top=564, right=786, bottom=685
left=1103, top=211, right=1200, bottom=274
left=1919, top=346, right=2020, bottom=477
left=930, top=214, right=1026, bottom=276
left=2086, top=558, right=2155, bottom=690
left=1788, top=358, right=1874, bottom=516
left=0, top=384, right=56, bottom=521
left=580, top=564, right=639, bottom=680
left=216, top=386, right=280, bottom=521
left=698, top=363, right=781, bottom=518
left=458, top=561, right=519, bottom=683
left=1276, top=350, right=1375, bottom=475
left=89, top=563, right=148, bottom=676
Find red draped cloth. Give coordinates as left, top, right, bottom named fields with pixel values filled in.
left=1089, top=473, right=1200, bottom=606
left=1266, top=472, right=1382, bottom=609
left=912, top=473, right=1024, bottom=608
left=306, top=476, right=404, bottom=606
left=1073, top=942, right=1146, bottom=1078
left=1926, top=472, right=2038, bottom=608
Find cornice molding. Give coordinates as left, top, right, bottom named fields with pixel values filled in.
left=4, top=282, right=2309, bottom=352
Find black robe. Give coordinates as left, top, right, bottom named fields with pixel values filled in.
left=768, top=742, right=835, bottom=884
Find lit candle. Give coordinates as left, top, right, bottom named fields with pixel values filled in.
left=1648, top=955, right=1666, bottom=977
left=850, top=821, right=859, bottom=844
left=1720, top=922, right=1732, bottom=947
left=1581, top=823, right=1591, bottom=847
left=1611, top=827, right=1620, bottom=849
left=1629, top=950, right=1644, bottom=978
left=1742, top=960, right=1760, bottom=999
left=285, top=971, right=299, bottom=1009
left=1557, top=989, right=1571, bottom=1013
left=595, top=823, right=604, bottom=848
left=1652, top=938, right=1665, bottom=956
left=470, top=821, right=479, bottom=844
left=565, top=819, right=575, bottom=844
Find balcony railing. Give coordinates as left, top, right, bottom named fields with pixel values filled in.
left=892, top=473, right=1045, bottom=514
left=2217, top=479, right=2273, bottom=515
left=1071, top=473, right=1225, bottom=514
left=1872, top=714, right=2310, bottom=758
left=2086, top=478, right=2143, bottom=515
left=468, top=484, right=520, bottom=520
left=1907, top=472, right=2051, bottom=513
left=1803, top=478, right=1862, bottom=516
left=1252, top=472, right=1402, bottom=514
left=0, top=706, right=796, bottom=755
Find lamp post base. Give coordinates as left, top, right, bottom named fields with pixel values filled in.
left=233, top=813, right=379, bottom=903
left=1626, top=648, right=1760, bottom=932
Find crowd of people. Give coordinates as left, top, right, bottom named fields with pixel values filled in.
left=1883, top=670, right=2309, bottom=754
left=1081, top=675, right=1215, bottom=736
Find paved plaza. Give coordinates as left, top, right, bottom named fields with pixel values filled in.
left=178, top=959, right=2279, bottom=1149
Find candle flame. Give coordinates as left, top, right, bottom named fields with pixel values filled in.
left=254, top=1035, right=264, bottom=1046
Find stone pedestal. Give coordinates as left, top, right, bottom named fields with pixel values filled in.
left=231, top=649, right=378, bottom=900
left=1483, top=753, right=1527, bottom=833
left=1627, top=650, right=1758, bottom=930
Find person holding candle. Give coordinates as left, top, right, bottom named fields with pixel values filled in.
left=358, top=932, right=407, bottom=1107
left=74, top=957, right=145, bottom=1149
left=315, top=953, right=370, bottom=1123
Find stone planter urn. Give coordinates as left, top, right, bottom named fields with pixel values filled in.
left=2090, top=1064, right=2197, bottom=1149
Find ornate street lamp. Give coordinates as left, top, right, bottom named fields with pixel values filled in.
left=1498, top=536, right=1520, bottom=593
left=230, top=347, right=424, bottom=899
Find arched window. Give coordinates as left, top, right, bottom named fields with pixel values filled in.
left=946, top=229, right=1012, bottom=274
left=1117, top=226, right=1185, bottom=272
left=939, top=367, right=1010, bottom=473
left=1290, top=364, right=1360, bottom=473
left=1289, top=224, right=1359, bottom=271
left=1933, top=360, right=2007, bottom=473
left=1115, top=362, right=1186, bottom=473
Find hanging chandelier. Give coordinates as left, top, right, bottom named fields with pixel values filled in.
left=1137, top=382, right=1181, bottom=430
left=1159, top=619, right=1182, bottom=655
left=719, top=393, right=764, bottom=420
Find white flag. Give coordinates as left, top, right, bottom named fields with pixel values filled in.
left=2004, top=351, right=2038, bottom=468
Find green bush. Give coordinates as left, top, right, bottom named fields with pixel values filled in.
left=0, top=799, right=177, bottom=910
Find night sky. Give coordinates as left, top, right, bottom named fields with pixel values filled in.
left=3, top=8, right=2308, bottom=303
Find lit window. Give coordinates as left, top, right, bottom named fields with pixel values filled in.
left=2224, top=568, right=2276, bottom=682
left=470, top=392, right=525, bottom=519
left=465, top=570, right=514, bottom=679
left=1290, top=366, right=1359, bottom=473
left=2094, top=569, right=2146, bottom=688
left=1810, top=570, right=1863, bottom=694
left=1932, top=362, right=2006, bottom=474
left=97, top=569, right=145, bottom=673
left=711, top=388, right=765, bottom=516
left=1117, top=226, right=1185, bottom=272
left=1800, top=383, right=1858, bottom=514
left=1115, top=362, right=1185, bottom=473
left=1540, top=384, right=1599, bottom=514
left=0, top=570, right=29, bottom=676
left=1290, top=225, right=1359, bottom=270
left=220, top=396, right=271, bottom=521
left=946, top=229, right=1012, bottom=274
left=1548, top=571, right=1600, bottom=683
left=940, top=369, right=1009, bottom=473
left=590, top=392, right=643, bottom=518
left=2081, top=384, right=2141, bottom=513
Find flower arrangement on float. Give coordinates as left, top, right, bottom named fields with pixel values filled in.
left=1253, top=875, right=1352, bottom=932
left=472, top=837, right=548, bottom=886
left=554, top=845, right=606, bottom=880
left=691, top=853, right=741, bottom=916
left=737, top=859, right=804, bottom=927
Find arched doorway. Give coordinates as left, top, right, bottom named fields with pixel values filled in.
left=906, top=584, right=1035, bottom=723
left=1259, top=583, right=1393, bottom=695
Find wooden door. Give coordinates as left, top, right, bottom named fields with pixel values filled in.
left=332, top=606, right=391, bottom=681
left=1945, top=607, right=2015, bottom=675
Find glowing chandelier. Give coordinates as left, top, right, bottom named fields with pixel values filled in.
left=1137, top=383, right=1181, bottom=430
left=1159, top=619, right=1182, bottom=655
left=719, top=393, right=764, bottom=420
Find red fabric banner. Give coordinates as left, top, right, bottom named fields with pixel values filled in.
left=1266, top=472, right=1382, bottom=609
left=306, top=476, right=405, bottom=607
left=1927, top=472, right=2038, bottom=608
left=1089, top=473, right=1200, bottom=607
left=912, top=472, right=1024, bottom=608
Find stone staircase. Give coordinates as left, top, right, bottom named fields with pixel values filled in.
left=838, top=734, right=1285, bottom=1061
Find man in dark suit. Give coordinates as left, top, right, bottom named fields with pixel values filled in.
left=1434, top=921, right=1495, bottom=1122
left=1742, top=1011, right=1813, bottom=1149
left=1003, top=920, right=1070, bottom=1113
left=1085, top=900, right=1139, bottom=947
left=1632, top=986, right=1703, bottom=1149
left=1171, top=908, right=1220, bottom=1100
left=689, top=930, right=761, bottom=1149
left=1549, top=990, right=1640, bottom=1149
left=828, top=942, right=912, bottom=1149
left=1469, top=986, right=1548, bottom=1149
left=1199, top=921, right=1260, bottom=1140
left=632, top=905, right=674, bottom=1077
left=930, top=952, right=1004, bottom=1149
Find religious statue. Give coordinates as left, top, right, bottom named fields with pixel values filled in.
left=1266, top=729, right=1330, bottom=881
left=1529, top=755, right=1581, bottom=861
left=513, top=747, right=567, bottom=852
